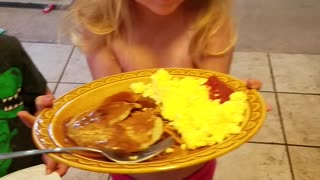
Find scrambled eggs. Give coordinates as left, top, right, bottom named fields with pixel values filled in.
left=130, top=69, right=248, bottom=149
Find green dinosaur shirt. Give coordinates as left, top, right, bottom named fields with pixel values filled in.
left=0, top=35, right=47, bottom=177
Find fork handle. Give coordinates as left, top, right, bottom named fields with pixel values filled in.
left=0, top=147, right=94, bottom=160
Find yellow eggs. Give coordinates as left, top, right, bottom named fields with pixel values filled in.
left=130, top=69, right=248, bottom=150
left=165, top=148, right=175, bottom=153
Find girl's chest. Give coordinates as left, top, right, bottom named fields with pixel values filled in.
left=111, top=25, right=195, bottom=71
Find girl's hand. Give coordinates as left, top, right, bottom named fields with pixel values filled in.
left=42, top=154, right=69, bottom=176
left=18, top=94, right=70, bottom=176
left=245, top=79, right=272, bottom=111
left=245, top=79, right=263, bottom=90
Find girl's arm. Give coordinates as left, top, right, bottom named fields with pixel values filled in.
left=196, top=15, right=235, bottom=74
left=85, top=46, right=122, bottom=80
left=196, top=48, right=234, bottom=74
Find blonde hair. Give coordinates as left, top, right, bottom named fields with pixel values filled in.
left=65, top=0, right=236, bottom=60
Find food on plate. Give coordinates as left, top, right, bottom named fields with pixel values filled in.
left=205, top=76, right=234, bottom=103
left=66, top=92, right=163, bottom=152
left=66, top=69, right=248, bottom=154
left=130, top=69, right=248, bottom=149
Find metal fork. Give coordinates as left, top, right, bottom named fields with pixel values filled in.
left=0, top=137, right=174, bottom=164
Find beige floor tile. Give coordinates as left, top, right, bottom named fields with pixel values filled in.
left=278, top=93, right=320, bottom=146
left=235, top=0, right=320, bottom=54
left=22, top=43, right=73, bottom=82
left=0, top=7, right=71, bottom=44
left=1, top=164, right=61, bottom=180
left=54, top=83, right=84, bottom=98
left=270, top=53, right=320, bottom=93
left=215, top=143, right=292, bottom=180
left=289, top=146, right=320, bottom=180
left=61, top=48, right=92, bottom=83
left=231, top=52, right=273, bottom=91
left=250, top=92, right=285, bottom=143
left=62, top=167, right=109, bottom=180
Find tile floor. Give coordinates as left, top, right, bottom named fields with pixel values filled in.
left=3, top=0, right=320, bottom=54
left=19, top=42, right=320, bottom=180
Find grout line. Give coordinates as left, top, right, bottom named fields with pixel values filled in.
left=247, top=141, right=286, bottom=147
left=53, top=46, right=75, bottom=93
left=21, top=41, right=73, bottom=46
left=234, top=50, right=320, bottom=56
left=18, top=43, right=320, bottom=56
left=248, top=141, right=320, bottom=149
left=259, top=90, right=320, bottom=96
left=0, top=2, right=45, bottom=9
left=52, top=84, right=58, bottom=95
left=0, top=3, right=70, bottom=10
left=286, top=144, right=320, bottom=149
left=268, top=54, right=277, bottom=93
left=259, top=90, right=275, bottom=93
left=48, top=83, right=58, bottom=95
left=58, top=81, right=87, bottom=84
left=267, top=53, right=296, bottom=180
left=276, top=92, right=320, bottom=96
left=47, top=81, right=85, bottom=85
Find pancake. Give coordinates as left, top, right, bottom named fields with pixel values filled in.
left=114, top=109, right=163, bottom=151
left=102, top=91, right=140, bottom=104
left=68, top=101, right=142, bottom=126
left=66, top=92, right=164, bottom=152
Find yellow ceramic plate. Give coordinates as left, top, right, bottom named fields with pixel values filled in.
left=32, top=68, right=266, bottom=174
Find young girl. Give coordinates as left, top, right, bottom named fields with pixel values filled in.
left=23, top=0, right=262, bottom=179
left=67, top=1, right=238, bottom=179
left=66, top=0, right=236, bottom=78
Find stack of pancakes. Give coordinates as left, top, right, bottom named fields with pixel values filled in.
left=66, top=92, right=164, bottom=152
